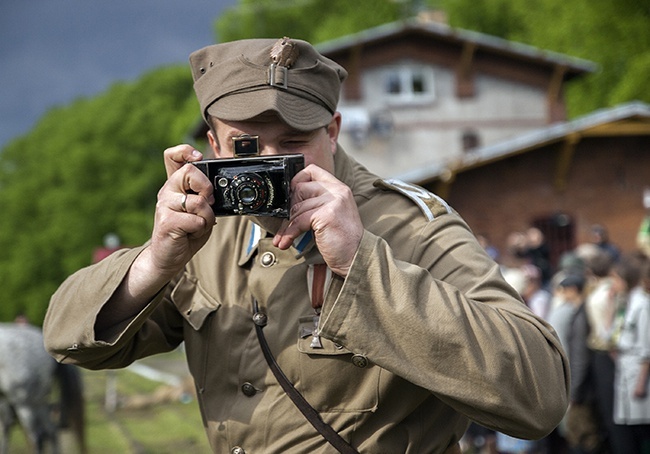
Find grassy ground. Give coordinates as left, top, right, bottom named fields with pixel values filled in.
left=6, top=349, right=211, bottom=453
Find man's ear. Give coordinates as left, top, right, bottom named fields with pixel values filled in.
left=327, top=112, right=342, bottom=155
left=207, top=129, right=222, bottom=158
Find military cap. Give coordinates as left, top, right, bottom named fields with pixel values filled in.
left=189, top=37, right=348, bottom=131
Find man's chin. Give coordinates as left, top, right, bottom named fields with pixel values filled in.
left=248, top=216, right=286, bottom=235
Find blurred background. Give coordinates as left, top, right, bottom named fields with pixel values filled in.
left=1, top=0, right=649, bottom=452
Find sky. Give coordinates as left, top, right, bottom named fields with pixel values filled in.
left=0, top=0, right=237, bottom=149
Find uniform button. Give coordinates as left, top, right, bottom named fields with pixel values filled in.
left=241, top=382, right=257, bottom=397
left=351, top=354, right=369, bottom=368
left=253, top=312, right=268, bottom=326
left=231, top=447, right=245, bottom=454
left=260, top=251, right=276, bottom=267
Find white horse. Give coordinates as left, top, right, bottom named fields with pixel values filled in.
left=0, top=323, right=85, bottom=454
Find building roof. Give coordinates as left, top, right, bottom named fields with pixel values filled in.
left=317, top=18, right=598, bottom=80
left=397, top=101, right=650, bottom=185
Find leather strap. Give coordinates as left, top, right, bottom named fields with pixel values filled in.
left=253, top=300, right=358, bottom=454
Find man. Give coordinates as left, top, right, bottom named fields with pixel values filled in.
left=590, top=224, right=620, bottom=263
left=43, top=38, right=569, bottom=453
left=548, top=275, right=601, bottom=452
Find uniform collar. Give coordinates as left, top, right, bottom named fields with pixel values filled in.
left=238, top=221, right=316, bottom=266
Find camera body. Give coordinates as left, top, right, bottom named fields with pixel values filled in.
left=192, top=154, right=304, bottom=218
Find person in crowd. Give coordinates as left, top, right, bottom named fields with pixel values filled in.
left=42, top=37, right=569, bottom=453
left=524, top=227, right=552, bottom=286
left=521, top=264, right=553, bottom=320
left=502, top=229, right=552, bottom=288
left=549, top=274, right=602, bottom=454
left=582, top=247, right=629, bottom=453
left=613, top=254, right=650, bottom=453
left=590, top=224, right=621, bottom=263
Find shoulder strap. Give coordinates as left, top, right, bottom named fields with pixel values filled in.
left=252, top=300, right=358, bottom=454
left=373, top=178, right=452, bottom=221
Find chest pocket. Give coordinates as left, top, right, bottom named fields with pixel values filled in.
left=171, top=274, right=222, bottom=391
left=296, top=316, right=380, bottom=413
left=171, top=274, right=221, bottom=331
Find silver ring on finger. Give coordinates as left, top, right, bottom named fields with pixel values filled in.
left=180, top=193, right=188, bottom=212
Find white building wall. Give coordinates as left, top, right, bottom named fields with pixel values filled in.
left=337, top=61, right=548, bottom=179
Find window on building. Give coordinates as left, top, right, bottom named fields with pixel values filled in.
left=461, top=130, right=480, bottom=152
left=382, top=65, right=435, bottom=105
left=386, top=74, right=401, bottom=95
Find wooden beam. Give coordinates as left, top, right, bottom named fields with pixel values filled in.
left=434, top=167, right=456, bottom=199
left=554, top=133, right=580, bottom=192
left=547, top=64, right=568, bottom=122
left=345, top=44, right=363, bottom=101
left=547, top=64, right=567, bottom=103
left=456, top=42, right=476, bottom=98
left=582, top=121, right=650, bottom=137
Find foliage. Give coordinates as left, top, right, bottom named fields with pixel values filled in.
left=0, top=65, right=199, bottom=323
left=215, top=0, right=420, bottom=44
left=440, top=0, right=650, bottom=116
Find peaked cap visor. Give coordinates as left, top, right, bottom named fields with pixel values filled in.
left=207, top=89, right=334, bottom=131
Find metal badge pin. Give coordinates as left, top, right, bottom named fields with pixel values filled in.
left=309, top=314, right=323, bottom=349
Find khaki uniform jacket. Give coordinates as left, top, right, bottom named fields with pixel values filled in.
left=44, top=148, right=569, bottom=454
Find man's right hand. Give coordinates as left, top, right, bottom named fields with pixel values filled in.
left=96, top=145, right=216, bottom=338
left=146, top=144, right=216, bottom=282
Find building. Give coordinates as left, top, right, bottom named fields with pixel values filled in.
left=401, top=102, right=650, bottom=267
left=318, top=18, right=596, bottom=178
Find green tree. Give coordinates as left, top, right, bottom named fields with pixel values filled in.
left=216, top=0, right=417, bottom=44
left=0, top=65, right=199, bottom=323
left=440, top=0, right=650, bottom=115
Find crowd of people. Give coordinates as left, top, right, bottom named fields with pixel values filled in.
left=466, top=225, right=650, bottom=454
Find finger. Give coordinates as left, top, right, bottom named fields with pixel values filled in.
left=274, top=202, right=321, bottom=250
left=275, top=183, right=338, bottom=249
left=156, top=191, right=215, bottom=237
left=290, top=180, right=332, bottom=206
left=180, top=193, right=188, bottom=213
left=156, top=207, right=213, bottom=244
left=290, top=164, right=339, bottom=189
left=177, top=192, right=216, bottom=221
left=171, top=164, right=215, bottom=204
left=274, top=216, right=311, bottom=250
left=163, top=144, right=204, bottom=178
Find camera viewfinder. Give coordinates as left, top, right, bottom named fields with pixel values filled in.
left=233, top=135, right=259, bottom=157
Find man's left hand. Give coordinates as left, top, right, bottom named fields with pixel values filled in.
left=273, top=164, right=363, bottom=277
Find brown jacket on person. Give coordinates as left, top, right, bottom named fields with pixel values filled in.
left=44, top=148, right=569, bottom=453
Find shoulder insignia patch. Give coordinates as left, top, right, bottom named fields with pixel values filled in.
left=373, top=178, right=452, bottom=221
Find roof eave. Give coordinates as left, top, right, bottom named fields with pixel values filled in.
left=316, top=18, right=598, bottom=77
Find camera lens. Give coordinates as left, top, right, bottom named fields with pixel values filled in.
left=231, top=173, right=268, bottom=211
left=238, top=186, right=257, bottom=205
